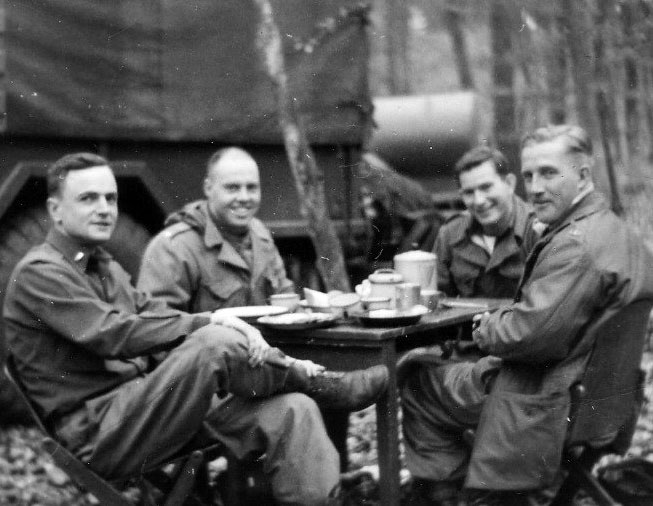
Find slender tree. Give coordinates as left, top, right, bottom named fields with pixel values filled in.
left=386, top=0, right=411, bottom=94
left=253, top=0, right=351, bottom=292
left=490, top=0, right=519, bottom=173
left=445, top=0, right=474, bottom=89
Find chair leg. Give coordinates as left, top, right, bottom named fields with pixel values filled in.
left=566, top=460, right=622, bottom=506
left=162, top=450, right=205, bottom=506
left=219, top=455, right=249, bottom=506
left=551, top=458, right=622, bottom=506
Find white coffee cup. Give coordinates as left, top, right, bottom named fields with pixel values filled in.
left=270, top=293, right=300, bottom=311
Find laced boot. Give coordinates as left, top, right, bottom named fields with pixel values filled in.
left=285, top=364, right=389, bottom=411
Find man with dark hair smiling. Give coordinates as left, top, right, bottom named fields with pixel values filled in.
left=2, top=152, right=388, bottom=505
left=401, top=126, right=653, bottom=505
left=434, top=145, right=540, bottom=298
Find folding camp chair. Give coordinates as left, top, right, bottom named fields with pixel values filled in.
left=549, top=298, right=653, bottom=506
left=457, top=299, right=653, bottom=506
left=4, top=355, right=226, bottom=506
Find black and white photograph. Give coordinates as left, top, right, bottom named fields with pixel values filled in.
left=1, top=1, right=653, bottom=505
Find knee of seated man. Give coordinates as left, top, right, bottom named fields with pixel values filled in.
left=261, top=392, right=325, bottom=433
left=187, top=324, right=249, bottom=358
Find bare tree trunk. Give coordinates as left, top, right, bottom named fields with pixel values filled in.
left=561, top=0, right=599, bottom=139
left=621, top=1, right=641, bottom=167
left=445, top=0, right=474, bottom=89
left=254, top=0, right=351, bottom=292
left=386, top=0, right=411, bottom=94
left=490, top=0, right=519, bottom=175
left=548, top=4, right=568, bottom=124
left=594, top=0, right=624, bottom=215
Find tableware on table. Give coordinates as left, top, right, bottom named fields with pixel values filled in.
left=299, top=299, right=331, bottom=313
left=360, top=296, right=392, bottom=311
left=328, top=292, right=361, bottom=317
left=269, top=293, right=301, bottom=311
left=257, top=312, right=338, bottom=330
left=439, top=299, right=490, bottom=310
left=420, top=289, right=443, bottom=311
left=393, top=250, right=437, bottom=292
left=395, top=282, right=421, bottom=311
left=367, top=269, right=404, bottom=306
left=299, top=300, right=332, bottom=313
left=355, top=280, right=373, bottom=298
left=213, top=305, right=289, bottom=323
left=303, top=287, right=332, bottom=307
left=354, top=305, right=428, bottom=328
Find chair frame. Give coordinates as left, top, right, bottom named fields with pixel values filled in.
left=4, top=356, right=221, bottom=506
left=459, top=298, right=653, bottom=506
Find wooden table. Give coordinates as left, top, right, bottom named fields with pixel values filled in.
left=261, top=298, right=509, bottom=506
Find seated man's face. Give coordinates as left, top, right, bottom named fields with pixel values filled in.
left=458, top=160, right=516, bottom=231
left=204, top=152, right=261, bottom=234
left=48, top=166, right=118, bottom=247
left=520, top=138, right=586, bottom=225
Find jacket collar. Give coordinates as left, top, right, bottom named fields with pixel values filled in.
left=202, top=204, right=274, bottom=275
left=46, top=228, right=112, bottom=273
left=545, top=191, right=608, bottom=237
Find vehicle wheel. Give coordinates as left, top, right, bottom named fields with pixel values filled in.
left=0, top=206, right=152, bottom=424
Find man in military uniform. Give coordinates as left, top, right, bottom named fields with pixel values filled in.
left=138, top=146, right=294, bottom=313
left=401, top=125, right=653, bottom=505
left=3, top=153, right=388, bottom=505
left=435, top=146, right=540, bottom=298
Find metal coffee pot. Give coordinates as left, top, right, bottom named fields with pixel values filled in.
left=366, top=268, right=404, bottom=306
left=393, top=250, right=437, bottom=292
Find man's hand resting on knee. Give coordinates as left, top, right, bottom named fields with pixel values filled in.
left=210, top=312, right=325, bottom=375
left=210, top=313, right=270, bottom=367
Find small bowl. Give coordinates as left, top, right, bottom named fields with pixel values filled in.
left=269, top=293, right=301, bottom=312
left=299, top=300, right=332, bottom=313
left=360, top=296, right=392, bottom=311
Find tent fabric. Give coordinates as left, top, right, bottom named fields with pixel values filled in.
left=6, top=0, right=371, bottom=145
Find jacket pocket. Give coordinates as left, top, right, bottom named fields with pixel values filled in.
left=466, top=389, right=570, bottom=490
left=197, top=276, right=246, bottom=311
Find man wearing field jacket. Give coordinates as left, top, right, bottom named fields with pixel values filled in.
left=138, top=146, right=294, bottom=313
left=434, top=146, right=541, bottom=299
left=400, top=125, right=653, bottom=505
left=3, top=153, right=388, bottom=506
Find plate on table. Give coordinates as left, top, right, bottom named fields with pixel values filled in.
left=257, top=312, right=339, bottom=330
left=299, top=300, right=332, bottom=312
left=354, top=306, right=428, bottom=328
left=438, top=299, right=490, bottom=310
left=214, top=305, right=288, bottom=323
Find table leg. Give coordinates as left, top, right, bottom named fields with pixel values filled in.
left=322, top=410, right=349, bottom=471
left=375, top=350, right=400, bottom=506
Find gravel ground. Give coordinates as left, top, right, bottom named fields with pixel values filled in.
left=1, top=351, right=652, bottom=505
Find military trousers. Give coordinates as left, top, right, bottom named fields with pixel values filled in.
left=400, top=358, right=496, bottom=482
left=56, top=325, right=339, bottom=505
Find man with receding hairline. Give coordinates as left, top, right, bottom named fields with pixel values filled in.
left=3, top=152, right=388, bottom=505
left=400, top=125, right=653, bottom=505
left=138, top=146, right=294, bottom=313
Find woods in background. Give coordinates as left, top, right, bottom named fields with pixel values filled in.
left=371, top=0, right=653, bottom=242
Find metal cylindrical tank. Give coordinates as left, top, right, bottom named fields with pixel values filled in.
left=369, top=92, right=486, bottom=194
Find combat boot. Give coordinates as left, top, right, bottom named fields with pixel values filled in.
left=286, top=364, right=389, bottom=411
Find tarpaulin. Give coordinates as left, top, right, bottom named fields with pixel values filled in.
left=6, top=0, right=371, bottom=144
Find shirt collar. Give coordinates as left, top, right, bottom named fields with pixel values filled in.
left=46, top=228, right=112, bottom=272
left=547, top=190, right=607, bottom=233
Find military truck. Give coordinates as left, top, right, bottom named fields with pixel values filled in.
left=0, top=1, right=480, bottom=420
